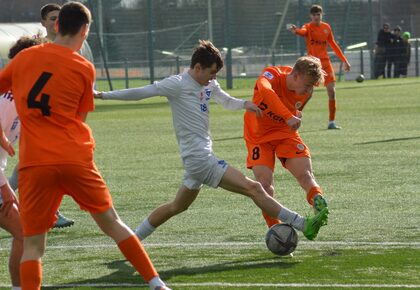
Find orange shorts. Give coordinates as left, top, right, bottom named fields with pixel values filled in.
left=246, top=136, right=311, bottom=171
left=321, top=58, right=336, bottom=86
left=19, top=163, right=113, bottom=236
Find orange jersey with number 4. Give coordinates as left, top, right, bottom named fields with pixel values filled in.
left=0, top=43, right=95, bottom=169
left=295, top=21, right=348, bottom=63
left=244, top=66, right=311, bottom=144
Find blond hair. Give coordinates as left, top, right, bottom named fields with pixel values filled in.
left=292, top=56, right=325, bottom=86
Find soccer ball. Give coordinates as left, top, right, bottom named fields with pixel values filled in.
left=265, top=224, right=298, bottom=256
left=356, top=74, right=365, bottom=83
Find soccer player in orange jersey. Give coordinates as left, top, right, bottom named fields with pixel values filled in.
left=289, top=4, right=351, bottom=130
left=0, top=2, right=170, bottom=290
left=244, top=56, right=329, bottom=228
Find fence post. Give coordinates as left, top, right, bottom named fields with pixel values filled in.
left=360, top=48, right=364, bottom=75
left=124, top=58, right=129, bottom=89
left=416, top=39, right=419, bottom=77
left=176, top=56, right=180, bottom=75
left=271, top=51, right=276, bottom=66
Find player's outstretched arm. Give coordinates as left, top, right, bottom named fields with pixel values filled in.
left=98, top=85, right=160, bottom=101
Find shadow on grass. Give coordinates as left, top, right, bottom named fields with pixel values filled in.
left=57, top=256, right=298, bottom=288
left=354, top=136, right=420, bottom=145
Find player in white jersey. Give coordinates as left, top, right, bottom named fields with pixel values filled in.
left=96, top=40, right=328, bottom=241
left=0, top=90, right=22, bottom=290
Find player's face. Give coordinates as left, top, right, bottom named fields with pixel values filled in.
left=42, top=10, right=59, bottom=38
left=196, top=63, right=218, bottom=86
left=310, top=12, right=322, bottom=25
left=295, top=74, right=314, bottom=95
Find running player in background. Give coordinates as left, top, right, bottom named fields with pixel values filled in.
left=8, top=2, right=75, bottom=229
left=289, top=4, right=351, bottom=130
left=0, top=3, right=170, bottom=289
left=244, top=56, right=329, bottom=228
left=95, top=40, right=328, bottom=243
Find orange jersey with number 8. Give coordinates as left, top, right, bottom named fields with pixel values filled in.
left=0, top=43, right=95, bottom=169
left=244, top=66, right=311, bottom=144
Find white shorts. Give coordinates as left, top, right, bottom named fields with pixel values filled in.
left=182, top=154, right=228, bottom=190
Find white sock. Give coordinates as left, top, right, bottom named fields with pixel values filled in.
left=278, top=207, right=305, bottom=231
left=148, top=276, right=165, bottom=289
left=12, top=287, right=22, bottom=290
left=328, top=120, right=335, bottom=125
left=135, top=218, right=156, bottom=240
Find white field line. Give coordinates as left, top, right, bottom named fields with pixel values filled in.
left=1, top=240, right=420, bottom=251
left=1, top=282, right=419, bottom=288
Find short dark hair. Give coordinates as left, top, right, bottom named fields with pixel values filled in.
left=394, top=26, right=402, bottom=32
left=57, top=2, right=92, bottom=37
left=40, top=3, right=61, bottom=20
left=310, top=4, right=323, bottom=14
left=8, top=36, right=47, bottom=59
left=190, top=40, right=223, bottom=71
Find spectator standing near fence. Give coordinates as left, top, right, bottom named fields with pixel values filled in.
left=390, top=26, right=404, bottom=78
left=374, top=23, right=393, bottom=79
left=397, top=31, right=411, bottom=78
left=288, top=4, right=350, bottom=130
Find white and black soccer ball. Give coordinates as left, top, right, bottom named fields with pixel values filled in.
left=356, top=74, right=365, bottom=83
left=265, top=224, right=298, bottom=256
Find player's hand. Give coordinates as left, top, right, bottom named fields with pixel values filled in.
left=93, top=90, right=103, bottom=99
left=0, top=185, right=19, bottom=217
left=288, top=24, right=297, bottom=33
left=286, top=115, right=301, bottom=131
left=0, top=136, right=15, bottom=157
left=244, top=101, right=262, bottom=117
left=344, top=62, right=351, bottom=72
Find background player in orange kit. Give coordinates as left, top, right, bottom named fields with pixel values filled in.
left=289, top=4, right=351, bottom=129
left=244, top=56, right=329, bottom=228
left=0, top=2, right=170, bottom=290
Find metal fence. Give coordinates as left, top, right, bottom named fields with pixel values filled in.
left=3, top=0, right=415, bottom=89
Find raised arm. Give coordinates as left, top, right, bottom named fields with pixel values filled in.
left=289, top=24, right=308, bottom=37
left=256, top=77, right=301, bottom=130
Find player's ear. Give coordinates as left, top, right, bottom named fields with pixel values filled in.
left=81, top=24, right=90, bottom=38
left=193, top=63, right=202, bottom=72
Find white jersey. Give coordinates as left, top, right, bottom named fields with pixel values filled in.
left=0, top=91, right=19, bottom=203
left=103, top=73, right=245, bottom=162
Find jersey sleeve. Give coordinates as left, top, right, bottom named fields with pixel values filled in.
left=327, top=25, right=348, bottom=63
left=256, top=70, right=294, bottom=121
left=295, top=24, right=308, bottom=37
left=102, top=83, right=160, bottom=100
left=210, top=80, right=245, bottom=110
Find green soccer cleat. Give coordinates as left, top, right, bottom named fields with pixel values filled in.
left=53, top=212, right=74, bottom=229
left=313, top=194, right=328, bottom=214
left=303, top=207, right=329, bottom=241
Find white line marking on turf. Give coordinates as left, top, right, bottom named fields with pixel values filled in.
left=1, top=282, right=418, bottom=288
left=0, top=241, right=419, bottom=251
